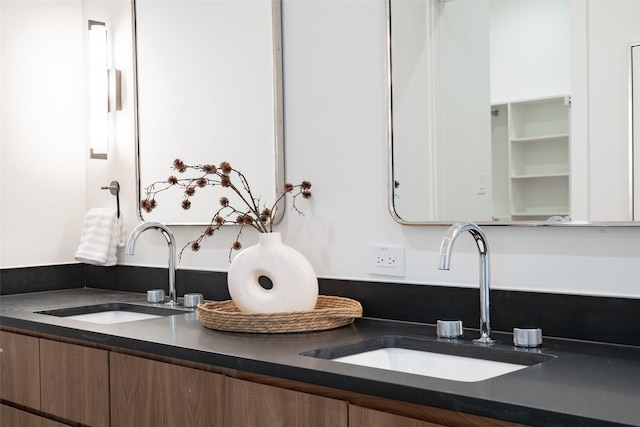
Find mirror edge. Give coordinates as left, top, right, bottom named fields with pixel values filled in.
left=132, top=0, right=286, bottom=226
left=132, top=0, right=141, bottom=222
left=629, top=41, right=639, bottom=222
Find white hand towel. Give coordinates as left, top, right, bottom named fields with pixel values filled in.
left=75, top=208, right=126, bottom=266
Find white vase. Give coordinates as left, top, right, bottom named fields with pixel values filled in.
left=227, top=232, right=319, bottom=313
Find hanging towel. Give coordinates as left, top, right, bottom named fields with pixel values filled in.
left=75, top=208, right=126, bottom=266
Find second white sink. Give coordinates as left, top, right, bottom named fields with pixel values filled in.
left=36, top=302, right=186, bottom=324
left=332, top=347, right=527, bottom=382
left=303, top=335, right=553, bottom=383
left=65, top=311, right=162, bottom=324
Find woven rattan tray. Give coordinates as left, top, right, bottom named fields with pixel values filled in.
left=197, top=295, right=362, bottom=333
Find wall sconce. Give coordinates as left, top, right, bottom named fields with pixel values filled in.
left=88, top=20, right=121, bottom=160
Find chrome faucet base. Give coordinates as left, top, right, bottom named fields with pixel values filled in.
left=473, top=336, right=497, bottom=345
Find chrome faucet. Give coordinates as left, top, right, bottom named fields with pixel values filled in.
left=126, top=222, right=179, bottom=306
left=439, top=221, right=495, bottom=344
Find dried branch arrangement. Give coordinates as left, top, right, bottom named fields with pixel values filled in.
left=141, top=159, right=311, bottom=260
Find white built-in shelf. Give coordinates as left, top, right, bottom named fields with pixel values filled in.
left=511, top=173, right=570, bottom=179
left=493, top=95, right=571, bottom=221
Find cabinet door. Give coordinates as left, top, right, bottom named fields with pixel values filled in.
left=0, top=331, right=40, bottom=409
left=350, top=405, right=447, bottom=427
left=350, top=404, right=525, bottom=427
left=1, top=404, right=42, bottom=427
left=224, top=377, right=348, bottom=427
left=110, top=352, right=224, bottom=427
left=40, top=339, right=109, bottom=427
left=1, top=404, right=69, bottom=427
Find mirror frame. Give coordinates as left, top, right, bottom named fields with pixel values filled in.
left=385, top=0, right=638, bottom=227
left=631, top=41, right=640, bottom=222
left=131, top=0, right=285, bottom=225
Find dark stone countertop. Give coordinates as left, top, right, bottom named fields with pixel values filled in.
left=1, top=288, right=639, bottom=427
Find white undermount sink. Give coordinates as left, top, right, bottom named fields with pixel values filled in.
left=303, top=335, right=553, bottom=383
left=36, top=302, right=185, bottom=325
left=333, top=347, right=527, bottom=382
left=64, top=311, right=162, bottom=324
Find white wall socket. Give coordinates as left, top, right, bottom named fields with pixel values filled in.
left=368, top=245, right=405, bottom=277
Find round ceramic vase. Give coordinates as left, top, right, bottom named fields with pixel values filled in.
left=227, top=232, right=319, bottom=313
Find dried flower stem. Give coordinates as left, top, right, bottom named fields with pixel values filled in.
left=140, top=159, right=312, bottom=262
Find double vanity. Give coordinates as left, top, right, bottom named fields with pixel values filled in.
left=2, top=287, right=639, bottom=426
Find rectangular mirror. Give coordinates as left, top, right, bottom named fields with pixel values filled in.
left=387, top=0, right=637, bottom=226
left=133, top=0, right=284, bottom=225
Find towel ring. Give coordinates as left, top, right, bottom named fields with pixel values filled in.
left=101, top=180, right=120, bottom=218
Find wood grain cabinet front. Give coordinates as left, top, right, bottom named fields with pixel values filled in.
left=39, top=339, right=110, bottom=427
left=1, top=329, right=528, bottom=427
left=1, top=404, right=69, bottom=427
left=349, top=402, right=527, bottom=427
left=350, top=405, right=452, bottom=427
left=0, top=331, right=41, bottom=410
left=224, top=377, right=348, bottom=427
left=109, top=352, right=224, bottom=427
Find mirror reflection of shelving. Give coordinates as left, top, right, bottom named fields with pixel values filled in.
left=492, top=96, right=571, bottom=221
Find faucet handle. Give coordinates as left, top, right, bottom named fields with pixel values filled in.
left=183, top=293, right=203, bottom=308
left=513, top=328, right=543, bottom=347
left=437, top=320, right=464, bottom=338
left=147, top=289, right=165, bottom=304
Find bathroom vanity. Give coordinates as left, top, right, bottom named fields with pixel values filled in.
left=1, top=288, right=639, bottom=427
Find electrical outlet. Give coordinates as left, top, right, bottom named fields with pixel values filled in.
left=368, top=245, right=405, bottom=277
left=477, top=173, right=486, bottom=195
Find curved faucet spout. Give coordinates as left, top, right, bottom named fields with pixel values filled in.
left=126, top=222, right=179, bottom=306
left=439, top=221, right=494, bottom=344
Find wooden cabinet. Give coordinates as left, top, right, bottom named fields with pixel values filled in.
left=492, top=96, right=571, bottom=221
left=1, top=404, right=43, bottom=427
left=350, top=405, right=447, bottom=427
left=1, top=328, right=523, bottom=427
left=40, top=339, right=109, bottom=427
left=110, top=352, right=224, bottom=427
left=0, top=331, right=41, bottom=409
left=1, top=333, right=104, bottom=426
left=225, top=377, right=348, bottom=427
left=348, top=404, right=524, bottom=427
left=1, top=404, right=69, bottom=427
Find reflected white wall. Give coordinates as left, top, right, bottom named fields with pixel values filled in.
left=490, top=0, right=570, bottom=104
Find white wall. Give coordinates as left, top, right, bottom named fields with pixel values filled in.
left=390, top=0, right=493, bottom=223
left=586, top=0, right=640, bottom=221
left=437, top=0, right=492, bottom=220
left=1, top=0, right=639, bottom=299
left=390, top=0, right=437, bottom=222
left=490, top=0, right=570, bottom=104
left=1, top=0, right=86, bottom=267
